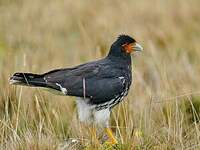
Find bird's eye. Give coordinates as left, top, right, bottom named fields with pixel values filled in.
left=122, top=43, right=134, bottom=53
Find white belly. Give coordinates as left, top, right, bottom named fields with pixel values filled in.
left=76, top=97, right=110, bottom=127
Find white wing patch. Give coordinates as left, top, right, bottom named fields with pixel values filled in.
left=9, top=79, right=21, bottom=85
left=118, top=76, right=124, bottom=79
left=119, top=76, right=125, bottom=84
left=44, top=77, right=47, bottom=83
left=56, top=83, right=68, bottom=95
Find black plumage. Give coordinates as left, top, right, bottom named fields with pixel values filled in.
left=10, top=35, right=142, bottom=110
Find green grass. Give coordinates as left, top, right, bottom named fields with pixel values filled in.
left=1, top=0, right=200, bottom=149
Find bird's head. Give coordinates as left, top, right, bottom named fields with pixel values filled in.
left=108, top=35, right=143, bottom=58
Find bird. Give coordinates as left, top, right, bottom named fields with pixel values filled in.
left=9, top=35, right=143, bottom=144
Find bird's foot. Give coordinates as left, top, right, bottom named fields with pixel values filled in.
left=105, top=127, right=118, bottom=145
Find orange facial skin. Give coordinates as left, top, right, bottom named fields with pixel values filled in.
left=122, top=43, right=134, bottom=53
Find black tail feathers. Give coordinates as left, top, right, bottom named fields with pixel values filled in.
left=9, top=72, right=47, bottom=87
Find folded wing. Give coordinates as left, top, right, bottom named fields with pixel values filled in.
left=43, top=61, right=126, bottom=104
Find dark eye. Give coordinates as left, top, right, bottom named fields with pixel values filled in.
left=122, top=43, right=134, bottom=53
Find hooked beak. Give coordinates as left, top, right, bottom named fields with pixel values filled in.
left=133, top=43, right=143, bottom=52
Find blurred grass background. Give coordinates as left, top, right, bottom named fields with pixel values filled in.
left=0, top=0, right=200, bottom=149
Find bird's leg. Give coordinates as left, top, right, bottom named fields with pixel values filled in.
left=105, top=127, right=118, bottom=144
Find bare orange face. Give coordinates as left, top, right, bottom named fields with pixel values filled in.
left=122, top=43, right=135, bottom=53
left=122, top=42, right=143, bottom=54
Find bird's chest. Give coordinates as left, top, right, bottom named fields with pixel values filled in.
left=110, top=75, right=131, bottom=106
left=95, top=71, right=132, bottom=111
left=94, top=84, right=130, bottom=111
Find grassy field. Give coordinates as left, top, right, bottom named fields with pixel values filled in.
left=0, top=0, right=200, bottom=149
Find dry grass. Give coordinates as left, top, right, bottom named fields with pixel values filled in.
left=0, top=0, right=200, bottom=149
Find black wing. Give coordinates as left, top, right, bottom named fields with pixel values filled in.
left=43, top=60, right=126, bottom=104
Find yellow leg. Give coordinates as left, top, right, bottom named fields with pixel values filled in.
left=105, top=127, right=118, bottom=144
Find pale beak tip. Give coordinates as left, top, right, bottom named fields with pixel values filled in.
left=134, top=43, right=143, bottom=52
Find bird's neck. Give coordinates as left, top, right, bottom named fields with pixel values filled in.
left=107, top=46, right=132, bottom=66
left=107, top=54, right=131, bottom=65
